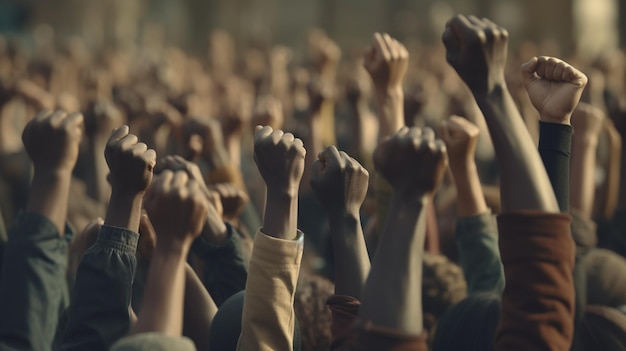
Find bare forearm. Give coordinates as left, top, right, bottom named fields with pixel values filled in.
left=570, top=136, right=598, bottom=217
left=133, top=247, right=187, bottom=336
left=474, top=86, right=559, bottom=213
left=105, top=192, right=144, bottom=232
left=360, top=194, right=428, bottom=335
left=375, top=87, right=404, bottom=141
left=302, top=116, right=323, bottom=193
left=225, top=135, right=242, bottom=168
left=27, top=169, right=72, bottom=234
left=263, top=190, right=298, bottom=240
left=183, top=263, right=217, bottom=351
left=328, top=213, right=370, bottom=299
left=450, top=164, right=488, bottom=217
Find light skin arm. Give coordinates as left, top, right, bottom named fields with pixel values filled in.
left=183, top=263, right=218, bottom=351
left=570, top=103, right=605, bottom=218
left=364, top=33, right=408, bottom=141
left=439, top=116, right=488, bottom=217
left=360, top=127, right=448, bottom=334
left=310, top=146, right=370, bottom=298
left=254, top=126, right=305, bottom=240
left=134, top=170, right=209, bottom=336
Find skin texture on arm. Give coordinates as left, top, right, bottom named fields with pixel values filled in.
left=360, top=126, right=448, bottom=335
left=443, top=15, right=562, bottom=213
left=310, top=145, right=370, bottom=298
left=135, top=170, right=208, bottom=336
left=570, top=103, right=605, bottom=218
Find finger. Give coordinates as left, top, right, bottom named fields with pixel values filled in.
left=422, top=127, right=435, bottom=142
left=144, top=149, right=157, bottom=168
left=109, top=125, right=130, bottom=143
left=254, top=125, right=271, bottom=139
left=439, top=121, right=450, bottom=141
left=282, top=132, right=295, bottom=143
left=447, top=14, right=476, bottom=41
left=132, top=142, right=148, bottom=155
left=373, top=33, right=391, bottom=61
left=33, top=109, right=52, bottom=122
left=63, top=112, right=84, bottom=128
left=397, top=126, right=410, bottom=138
left=467, top=15, right=483, bottom=27
left=293, top=138, right=304, bottom=149
left=536, top=56, right=548, bottom=79
left=552, top=61, right=566, bottom=82
left=310, top=159, right=323, bottom=185
left=119, top=133, right=139, bottom=149
left=172, top=170, right=189, bottom=189
left=543, top=57, right=558, bottom=81
left=49, top=110, right=67, bottom=127
left=521, top=57, right=539, bottom=85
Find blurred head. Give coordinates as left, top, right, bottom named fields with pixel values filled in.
left=294, top=271, right=334, bottom=351
left=583, top=248, right=626, bottom=308
left=433, top=292, right=501, bottom=351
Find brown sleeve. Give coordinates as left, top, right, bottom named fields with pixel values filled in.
left=326, top=295, right=360, bottom=351
left=496, top=211, right=575, bottom=351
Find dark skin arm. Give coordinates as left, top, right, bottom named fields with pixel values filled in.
left=360, top=127, right=448, bottom=334
left=310, top=146, right=370, bottom=298
left=443, top=16, right=563, bottom=213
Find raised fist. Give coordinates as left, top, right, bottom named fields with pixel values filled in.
left=254, top=126, right=306, bottom=194
left=22, top=110, right=84, bottom=173
left=374, top=127, right=448, bottom=196
left=182, top=117, right=226, bottom=162
left=363, top=33, right=408, bottom=91
left=442, top=15, right=509, bottom=95
left=105, top=125, right=156, bottom=194
left=310, top=146, right=369, bottom=216
left=208, top=183, right=249, bottom=220
left=438, top=116, right=480, bottom=168
left=521, top=56, right=588, bottom=124
left=571, top=102, right=605, bottom=139
left=144, top=170, right=208, bottom=246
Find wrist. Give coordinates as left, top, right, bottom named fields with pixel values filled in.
left=154, top=240, right=190, bottom=258
left=375, top=85, right=403, bottom=99
left=540, top=113, right=571, bottom=125
left=328, top=210, right=360, bottom=227
left=202, top=217, right=228, bottom=245
left=32, top=167, right=73, bottom=181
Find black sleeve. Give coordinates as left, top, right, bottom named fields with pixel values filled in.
left=538, top=121, right=573, bottom=212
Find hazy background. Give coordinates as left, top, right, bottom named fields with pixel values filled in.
left=0, top=0, right=623, bottom=61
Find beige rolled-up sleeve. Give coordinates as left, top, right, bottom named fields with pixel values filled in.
left=236, top=229, right=304, bottom=351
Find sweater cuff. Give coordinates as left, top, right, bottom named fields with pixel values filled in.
left=538, top=122, right=573, bottom=155
left=95, top=225, right=139, bottom=254
left=252, top=229, right=304, bottom=266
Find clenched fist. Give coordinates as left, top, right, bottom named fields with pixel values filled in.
left=310, top=146, right=369, bottom=216
left=363, top=33, right=409, bottom=91
left=105, top=126, right=156, bottom=194
left=23, top=110, right=84, bottom=173
left=144, top=170, right=209, bottom=247
left=254, top=126, right=306, bottom=194
left=439, top=116, right=480, bottom=169
left=522, top=56, right=588, bottom=124
left=374, top=127, right=448, bottom=197
left=442, top=15, right=509, bottom=95
left=571, top=102, right=605, bottom=139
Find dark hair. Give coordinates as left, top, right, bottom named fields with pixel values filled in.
left=432, top=292, right=501, bottom=351
left=574, top=305, right=626, bottom=351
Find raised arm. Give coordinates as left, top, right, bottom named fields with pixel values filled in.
left=237, top=126, right=306, bottom=351
left=364, top=33, right=408, bottom=141
left=439, top=116, right=504, bottom=294
left=570, top=103, right=605, bottom=218
left=310, top=146, right=370, bottom=298
left=134, top=169, right=208, bottom=337
left=63, top=126, right=156, bottom=351
left=522, top=56, right=587, bottom=212
left=359, top=126, right=447, bottom=340
left=443, top=16, right=563, bottom=213
left=443, top=15, right=578, bottom=350
left=0, top=110, right=82, bottom=351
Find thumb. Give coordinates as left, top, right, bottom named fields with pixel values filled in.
left=521, top=57, right=540, bottom=87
